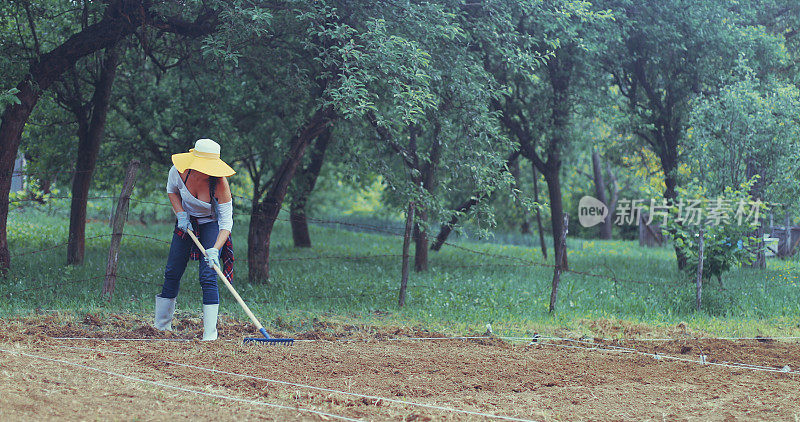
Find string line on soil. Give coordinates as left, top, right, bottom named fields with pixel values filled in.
left=160, top=360, right=542, bottom=422
left=385, top=334, right=800, bottom=373
left=51, top=333, right=800, bottom=345
left=39, top=342, right=539, bottom=422
left=536, top=338, right=800, bottom=375
left=53, top=337, right=196, bottom=342
left=0, top=347, right=363, bottom=422
left=45, top=334, right=799, bottom=384
left=590, top=336, right=800, bottom=342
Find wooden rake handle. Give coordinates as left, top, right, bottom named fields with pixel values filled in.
left=185, top=230, right=265, bottom=332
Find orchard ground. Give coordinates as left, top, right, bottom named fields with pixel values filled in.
left=1, top=314, right=799, bottom=420
left=2, top=209, right=800, bottom=419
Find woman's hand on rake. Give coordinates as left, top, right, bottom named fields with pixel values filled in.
left=204, top=248, right=220, bottom=269
left=176, top=211, right=193, bottom=233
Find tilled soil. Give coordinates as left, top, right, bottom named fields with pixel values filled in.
left=1, top=315, right=799, bottom=421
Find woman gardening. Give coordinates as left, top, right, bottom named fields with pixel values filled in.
left=154, top=138, right=235, bottom=341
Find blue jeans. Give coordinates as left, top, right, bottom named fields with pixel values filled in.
left=161, top=220, right=219, bottom=305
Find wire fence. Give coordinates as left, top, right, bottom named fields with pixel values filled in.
left=4, top=177, right=799, bottom=303
left=7, top=171, right=800, bottom=422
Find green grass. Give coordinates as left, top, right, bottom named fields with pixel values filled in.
left=3, top=207, right=800, bottom=339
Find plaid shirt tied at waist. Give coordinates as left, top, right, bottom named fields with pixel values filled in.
left=174, top=216, right=234, bottom=282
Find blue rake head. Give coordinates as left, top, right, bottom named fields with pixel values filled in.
left=243, top=328, right=294, bottom=345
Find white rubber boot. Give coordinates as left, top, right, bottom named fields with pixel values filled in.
left=202, top=304, right=219, bottom=341
left=154, top=294, right=176, bottom=331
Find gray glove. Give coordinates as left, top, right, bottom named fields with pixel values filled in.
left=176, top=211, right=193, bottom=232
left=204, top=248, right=220, bottom=269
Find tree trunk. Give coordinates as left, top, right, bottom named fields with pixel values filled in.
left=412, top=125, right=441, bottom=272
left=430, top=197, right=480, bottom=251
left=0, top=81, right=36, bottom=270
left=542, top=50, right=570, bottom=271
left=531, top=161, right=548, bottom=260
left=290, top=127, right=332, bottom=248
left=659, top=133, right=689, bottom=270
left=430, top=150, right=520, bottom=251
left=0, top=0, right=217, bottom=271
left=509, top=158, right=531, bottom=234
left=750, top=223, right=766, bottom=268
left=591, top=150, right=612, bottom=240
left=289, top=207, right=311, bottom=248
left=399, top=202, right=415, bottom=307
left=544, top=168, right=568, bottom=270
left=67, top=46, right=120, bottom=265
left=745, top=157, right=766, bottom=268
left=549, top=213, right=568, bottom=313
left=695, top=228, right=705, bottom=311
left=413, top=209, right=428, bottom=272
left=605, top=161, right=620, bottom=234
left=248, top=107, right=334, bottom=283
left=247, top=199, right=273, bottom=284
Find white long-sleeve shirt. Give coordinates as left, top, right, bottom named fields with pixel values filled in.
left=166, top=165, right=233, bottom=231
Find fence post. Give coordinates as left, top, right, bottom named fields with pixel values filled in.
left=784, top=213, right=791, bottom=257
left=549, top=213, right=568, bottom=313
left=695, top=228, right=704, bottom=311
left=398, top=202, right=415, bottom=307
left=102, top=159, right=140, bottom=299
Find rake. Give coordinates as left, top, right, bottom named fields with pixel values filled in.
left=186, top=230, right=294, bottom=345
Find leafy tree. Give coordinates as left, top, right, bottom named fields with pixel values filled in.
left=601, top=0, right=787, bottom=268
left=688, top=64, right=800, bottom=204
left=288, top=127, right=333, bottom=248
left=0, top=90, right=20, bottom=109
left=663, top=182, right=765, bottom=290
left=52, top=46, right=121, bottom=265
left=474, top=0, right=612, bottom=311
left=0, top=0, right=220, bottom=272
left=687, top=63, right=800, bottom=268
left=362, top=1, right=513, bottom=272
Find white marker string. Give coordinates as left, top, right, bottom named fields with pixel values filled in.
left=388, top=336, right=495, bottom=341
left=51, top=334, right=800, bottom=343
left=45, top=344, right=539, bottom=422
left=49, top=334, right=799, bottom=375
left=56, top=345, right=128, bottom=355
left=164, top=361, right=540, bottom=422
left=52, top=337, right=196, bottom=342
left=590, top=336, right=800, bottom=342
left=537, top=336, right=799, bottom=373
left=0, top=347, right=362, bottom=422
left=50, top=337, right=350, bottom=343
left=538, top=342, right=799, bottom=375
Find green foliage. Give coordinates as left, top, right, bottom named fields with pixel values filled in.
left=0, top=88, right=20, bottom=111
left=602, top=0, right=789, bottom=199
left=688, top=62, right=800, bottom=205
left=5, top=0, right=800, bottom=333
left=663, top=181, right=766, bottom=283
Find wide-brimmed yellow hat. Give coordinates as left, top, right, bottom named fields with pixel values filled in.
left=171, top=138, right=235, bottom=177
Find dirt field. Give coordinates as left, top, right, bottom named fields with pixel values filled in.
left=1, top=314, right=799, bottom=421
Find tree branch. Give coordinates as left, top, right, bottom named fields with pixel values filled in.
left=366, top=111, right=416, bottom=170
left=22, top=1, right=41, bottom=56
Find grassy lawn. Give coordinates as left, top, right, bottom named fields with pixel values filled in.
left=3, top=207, right=800, bottom=339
